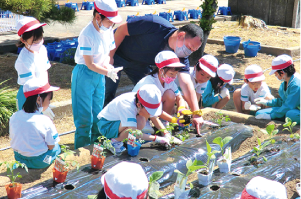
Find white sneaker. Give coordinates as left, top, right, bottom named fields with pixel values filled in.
left=142, top=120, right=155, bottom=134
left=109, top=139, right=126, bottom=155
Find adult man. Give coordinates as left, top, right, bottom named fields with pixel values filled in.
left=107, top=15, right=204, bottom=134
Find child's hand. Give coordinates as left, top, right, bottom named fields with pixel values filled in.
left=244, top=101, right=261, bottom=111
left=107, top=67, right=123, bottom=83
left=154, top=136, right=170, bottom=145
left=219, top=87, right=230, bottom=99
left=254, top=98, right=268, bottom=106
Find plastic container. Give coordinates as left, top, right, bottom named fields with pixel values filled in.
left=242, top=41, right=261, bottom=57
left=53, top=168, right=68, bottom=183
left=173, top=10, right=188, bottom=21
left=126, top=0, right=138, bottom=6
left=159, top=12, right=174, bottom=22
left=91, top=155, right=105, bottom=170
left=115, top=0, right=126, bottom=7
left=143, top=0, right=155, bottom=5
left=218, top=6, right=232, bottom=15
left=223, top=36, right=241, bottom=53
left=188, top=9, right=202, bottom=19
left=5, top=183, right=22, bottom=199
left=156, top=0, right=166, bottom=4
left=127, top=142, right=141, bottom=157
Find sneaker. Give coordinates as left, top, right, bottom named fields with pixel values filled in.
left=109, top=139, right=126, bottom=155
left=142, top=120, right=155, bottom=134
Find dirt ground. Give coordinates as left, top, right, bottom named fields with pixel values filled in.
left=0, top=22, right=300, bottom=198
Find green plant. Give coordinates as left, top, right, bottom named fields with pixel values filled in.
left=61, top=48, right=76, bottom=65
left=97, top=136, right=114, bottom=156
left=0, top=161, right=28, bottom=186
left=123, top=129, right=144, bottom=144
left=199, top=0, right=218, bottom=32
left=283, top=117, right=299, bottom=138
left=59, top=145, right=79, bottom=170
left=175, top=129, right=190, bottom=142
left=0, top=79, right=17, bottom=136
left=197, top=140, right=219, bottom=171
left=174, top=159, right=202, bottom=188
left=215, top=111, right=231, bottom=126
left=156, top=123, right=178, bottom=135
left=148, top=171, right=164, bottom=198
left=263, top=124, right=279, bottom=144
left=252, top=138, right=270, bottom=162
left=212, top=136, right=232, bottom=159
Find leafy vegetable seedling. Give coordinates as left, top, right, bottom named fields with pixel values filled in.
left=0, top=161, right=28, bottom=186
left=175, top=129, right=190, bottom=142
left=252, top=138, right=270, bottom=162
left=97, top=136, right=114, bottom=156
left=212, top=136, right=233, bottom=159
left=283, top=117, right=299, bottom=139
left=148, top=171, right=164, bottom=198
left=215, top=111, right=231, bottom=126
left=263, top=124, right=279, bottom=144
left=197, top=140, right=219, bottom=173
left=60, top=145, right=80, bottom=170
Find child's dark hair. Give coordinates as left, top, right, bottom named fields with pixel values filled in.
left=135, top=94, right=144, bottom=109
left=276, top=64, right=295, bottom=77
left=93, top=9, right=107, bottom=20
left=210, top=74, right=224, bottom=93
left=16, top=27, right=44, bottom=48
left=195, top=61, right=203, bottom=72
left=23, top=92, right=53, bottom=113
left=96, top=188, right=107, bottom=199
left=148, top=67, right=182, bottom=77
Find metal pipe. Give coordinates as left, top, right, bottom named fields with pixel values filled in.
left=0, top=129, right=75, bottom=151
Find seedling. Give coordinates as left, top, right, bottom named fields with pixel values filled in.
left=97, top=136, right=114, bottom=156
left=124, top=129, right=144, bottom=143
left=156, top=123, right=178, bottom=135
left=148, top=171, right=164, bottom=198
left=0, top=161, right=28, bottom=186
left=59, top=145, right=80, bottom=170
left=174, top=159, right=201, bottom=189
left=283, top=117, right=299, bottom=139
left=252, top=138, right=270, bottom=162
left=197, top=140, right=219, bottom=173
left=215, top=111, right=231, bottom=126
left=262, top=124, right=279, bottom=144
left=175, top=129, right=190, bottom=142
left=212, top=136, right=233, bottom=159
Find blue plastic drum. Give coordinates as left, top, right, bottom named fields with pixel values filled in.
left=223, top=36, right=241, bottom=53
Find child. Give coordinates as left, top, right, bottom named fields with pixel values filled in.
left=255, top=54, right=300, bottom=124
left=9, top=78, right=61, bottom=169
left=97, top=84, right=170, bottom=154
left=72, top=0, right=123, bottom=149
left=132, top=51, right=187, bottom=132
left=15, top=17, right=55, bottom=120
left=202, top=64, right=235, bottom=109
left=233, top=64, right=274, bottom=114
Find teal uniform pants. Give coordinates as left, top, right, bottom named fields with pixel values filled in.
left=71, top=64, right=105, bottom=149
left=16, top=85, right=26, bottom=110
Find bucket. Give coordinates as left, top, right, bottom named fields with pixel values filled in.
left=242, top=41, right=261, bottom=57
left=223, top=36, right=241, bottom=53
left=127, top=142, right=141, bottom=157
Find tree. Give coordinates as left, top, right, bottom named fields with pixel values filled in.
left=0, top=0, right=76, bottom=24
left=189, top=0, right=218, bottom=65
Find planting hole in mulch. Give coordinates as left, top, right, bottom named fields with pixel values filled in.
left=64, top=184, right=75, bottom=190
left=210, top=185, right=220, bottom=191
left=139, top=157, right=149, bottom=162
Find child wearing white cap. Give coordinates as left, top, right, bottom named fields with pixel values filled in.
left=255, top=54, right=300, bottom=124
left=241, top=176, right=287, bottom=199
left=233, top=64, right=274, bottom=115
left=97, top=161, right=149, bottom=199
left=9, top=78, right=61, bottom=169
left=97, top=84, right=170, bottom=154
left=132, top=51, right=188, bottom=142
left=202, top=64, right=235, bottom=109
left=15, top=17, right=51, bottom=113
left=72, top=0, right=123, bottom=149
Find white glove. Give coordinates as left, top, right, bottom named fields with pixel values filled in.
left=244, top=101, right=261, bottom=111
left=254, top=98, right=268, bottom=106
left=220, top=87, right=230, bottom=99
left=154, top=136, right=170, bottom=145
left=42, top=107, right=55, bottom=120
left=255, top=113, right=271, bottom=120
left=164, top=133, right=183, bottom=145
left=105, top=64, right=114, bottom=70
left=107, top=67, right=123, bottom=83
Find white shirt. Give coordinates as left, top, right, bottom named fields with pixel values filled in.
left=98, top=92, right=138, bottom=128
left=132, top=74, right=181, bottom=96
left=9, top=110, right=60, bottom=157
left=240, top=82, right=272, bottom=103
left=74, top=22, right=115, bottom=66
left=15, top=45, right=51, bottom=85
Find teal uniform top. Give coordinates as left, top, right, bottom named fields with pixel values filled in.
left=202, top=81, right=220, bottom=107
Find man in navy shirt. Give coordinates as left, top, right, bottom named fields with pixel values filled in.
left=107, top=15, right=204, bottom=134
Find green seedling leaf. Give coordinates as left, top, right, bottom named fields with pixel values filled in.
left=263, top=156, right=267, bottom=162
left=206, top=140, right=212, bottom=153
left=272, top=130, right=279, bottom=136
left=212, top=137, right=222, bottom=148
left=270, top=139, right=275, bottom=144
left=292, top=122, right=297, bottom=128
left=222, top=136, right=233, bottom=147
left=294, top=133, right=300, bottom=139
left=262, top=141, right=271, bottom=149
left=189, top=182, right=194, bottom=189
left=186, top=159, right=193, bottom=169
left=266, top=124, right=275, bottom=134
left=87, top=195, right=97, bottom=199
left=283, top=128, right=290, bottom=132
left=257, top=138, right=261, bottom=146
left=290, top=134, right=294, bottom=138
left=174, top=169, right=184, bottom=176
left=253, top=147, right=259, bottom=152
left=150, top=171, right=164, bottom=182
left=17, top=175, right=22, bottom=178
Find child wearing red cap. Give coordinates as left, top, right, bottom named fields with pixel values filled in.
left=202, top=64, right=235, bottom=109
left=233, top=64, right=274, bottom=115
left=72, top=0, right=123, bottom=149
left=255, top=54, right=300, bottom=124
left=97, top=84, right=170, bottom=154
left=15, top=17, right=52, bottom=114
left=9, top=78, right=61, bottom=169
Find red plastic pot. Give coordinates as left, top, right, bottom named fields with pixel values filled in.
left=53, top=168, right=68, bottom=183
left=91, top=155, right=106, bottom=170
left=5, top=183, right=22, bottom=199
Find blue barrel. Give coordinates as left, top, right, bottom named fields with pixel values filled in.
left=223, top=36, right=241, bottom=53
left=127, top=142, right=141, bottom=157
left=242, top=41, right=261, bottom=57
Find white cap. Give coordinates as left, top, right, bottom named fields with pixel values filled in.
left=217, top=64, right=235, bottom=84
left=94, top=0, right=122, bottom=23
left=137, top=84, right=162, bottom=117
left=269, top=54, right=293, bottom=75
left=198, top=55, right=219, bottom=77
left=23, top=78, right=60, bottom=98
left=16, top=17, right=46, bottom=36
left=241, top=176, right=287, bottom=199
left=244, top=64, right=265, bottom=82
left=155, top=51, right=185, bottom=69
left=101, top=162, right=148, bottom=199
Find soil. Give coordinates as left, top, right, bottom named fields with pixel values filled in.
left=0, top=21, right=300, bottom=197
